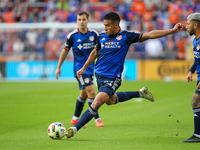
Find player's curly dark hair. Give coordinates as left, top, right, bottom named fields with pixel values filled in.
left=103, top=12, right=120, bottom=23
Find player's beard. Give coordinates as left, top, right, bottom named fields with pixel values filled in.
left=189, top=28, right=195, bottom=36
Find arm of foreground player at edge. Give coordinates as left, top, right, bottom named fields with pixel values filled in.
left=141, top=23, right=184, bottom=41
left=77, top=48, right=98, bottom=80
left=55, top=49, right=68, bottom=79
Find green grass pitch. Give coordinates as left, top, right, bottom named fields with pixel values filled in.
left=0, top=80, right=200, bottom=149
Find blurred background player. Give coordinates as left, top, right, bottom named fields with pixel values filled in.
left=65, top=12, right=184, bottom=139
left=184, top=12, right=200, bottom=143
left=55, top=11, right=104, bottom=127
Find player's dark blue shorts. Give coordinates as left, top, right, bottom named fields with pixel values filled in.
left=195, top=81, right=200, bottom=94
left=95, top=73, right=121, bottom=98
left=76, top=74, right=93, bottom=90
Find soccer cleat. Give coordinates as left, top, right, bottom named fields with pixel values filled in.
left=65, top=127, right=77, bottom=139
left=183, top=135, right=200, bottom=143
left=96, top=120, right=104, bottom=127
left=139, top=87, right=155, bottom=102
left=71, top=119, right=88, bottom=126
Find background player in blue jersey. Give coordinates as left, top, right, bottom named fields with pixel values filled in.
left=184, top=13, right=200, bottom=143
left=65, top=12, right=184, bottom=138
left=55, top=11, right=104, bottom=127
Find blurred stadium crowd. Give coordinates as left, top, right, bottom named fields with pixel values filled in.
left=0, top=0, right=199, bottom=60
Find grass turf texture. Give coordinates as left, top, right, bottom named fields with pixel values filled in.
left=0, top=81, right=199, bottom=150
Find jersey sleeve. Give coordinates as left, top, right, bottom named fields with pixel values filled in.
left=64, top=34, right=73, bottom=51
left=95, top=36, right=101, bottom=51
left=125, top=31, right=143, bottom=44
left=189, top=60, right=197, bottom=73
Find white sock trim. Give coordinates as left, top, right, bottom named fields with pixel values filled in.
left=88, top=98, right=94, bottom=103
left=72, top=116, right=79, bottom=120
left=139, top=91, right=143, bottom=97
left=78, top=96, right=86, bottom=103
left=71, top=127, right=77, bottom=134
left=95, top=118, right=101, bottom=122
left=194, top=134, right=200, bottom=138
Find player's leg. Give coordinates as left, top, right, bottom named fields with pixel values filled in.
left=71, top=75, right=89, bottom=125
left=66, top=92, right=109, bottom=138
left=66, top=74, right=115, bottom=138
left=71, top=90, right=88, bottom=125
left=184, top=90, right=200, bottom=142
left=85, top=84, right=104, bottom=127
left=106, top=87, right=154, bottom=105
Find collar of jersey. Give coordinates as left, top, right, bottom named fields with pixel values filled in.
left=110, top=29, right=121, bottom=36
left=77, top=28, right=89, bottom=34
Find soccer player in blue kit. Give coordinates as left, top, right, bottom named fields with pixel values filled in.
left=66, top=12, right=184, bottom=138
left=55, top=11, right=104, bottom=127
left=184, top=13, right=200, bottom=143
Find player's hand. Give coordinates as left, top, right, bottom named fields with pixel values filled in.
left=173, top=23, right=184, bottom=33
left=77, top=68, right=85, bottom=80
left=187, top=71, right=193, bottom=82
left=55, top=68, right=61, bottom=80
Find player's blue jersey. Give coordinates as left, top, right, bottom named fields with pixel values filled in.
left=95, top=29, right=142, bottom=79
left=64, top=28, right=98, bottom=77
left=192, top=37, right=200, bottom=80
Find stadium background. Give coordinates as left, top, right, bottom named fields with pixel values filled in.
left=0, top=0, right=199, bottom=81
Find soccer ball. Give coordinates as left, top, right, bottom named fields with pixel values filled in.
left=47, top=122, right=66, bottom=139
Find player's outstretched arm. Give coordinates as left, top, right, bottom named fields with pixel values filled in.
left=55, top=49, right=68, bottom=79
left=77, top=48, right=98, bottom=80
left=141, top=23, right=184, bottom=41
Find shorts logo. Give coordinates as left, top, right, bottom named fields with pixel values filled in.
left=116, top=35, right=122, bottom=41
left=89, top=36, right=94, bottom=41
left=84, top=78, right=90, bottom=83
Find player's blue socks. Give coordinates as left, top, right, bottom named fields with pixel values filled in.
left=88, top=98, right=100, bottom=119
left=193, top=108, right=200, bottom=136
left=115, top=91, right=139, bottom=104
left=75, top=106, right=97, bottom=131
left=74, top=96, right=85, bottom=118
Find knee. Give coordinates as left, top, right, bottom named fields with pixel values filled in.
left=191, top=93, right=200, bottom=108
left=106, top=100, right=113, bottom=105
left=106, top=95, right=116, bottom=106
left=191, top=101, right=198, bottom=108
left=91, top=100, right=103, bottom=110
left=191, top=98, right=200, bottom=108
left=86, top=89, right=96, bottom=98
left=89, top=91, right=96, bottom=98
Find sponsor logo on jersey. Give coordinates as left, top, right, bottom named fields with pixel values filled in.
left=77, top=39, right=81, bottom=42
left=104, top=42, right=121, bottom=48
left=77, top=43, right=95, bottom=50
left=89, top=36, right=94, bottom=41
left=101, top=43, right=104, bottom=48
left=116, top=35, right=122, bottom=41
left=77, top=44, right=83, bottom=50
left=194, top=51, right=200, bottom=58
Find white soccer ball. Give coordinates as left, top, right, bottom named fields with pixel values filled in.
left=47, top=122, right=66, bottom=139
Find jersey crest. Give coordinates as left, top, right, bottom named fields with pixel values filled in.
left=197, top=44, right=200, bottom=51
left=116, top=35, right=122, bottom=41
left=89, top=36, right=94, bottom=41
